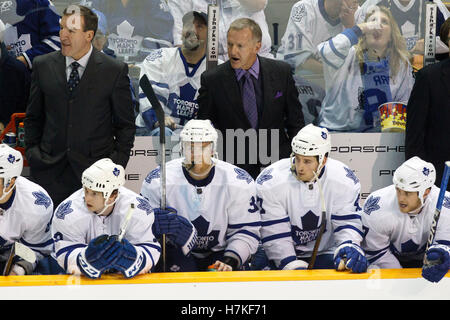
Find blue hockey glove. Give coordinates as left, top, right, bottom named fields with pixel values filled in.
left=112, top=238, right=146, bottom=278
left=152, top=207, right=197, bottom=255
left=422, top=245, right=450, bottom=283
left=77, top=234, right=122, bottom=279
left=334, top=242, right=368, bottom=273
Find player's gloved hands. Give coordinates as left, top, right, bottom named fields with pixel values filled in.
left=77, top=234, right=122, bottom=279
left=422, top=244, right=450, bottom=283
left=111, top=238, right=146, bottom=278
left=334, top=242, right=368, bottom=273
left=152, top=207, right=197, bottom=255
left=282, top=259, right=309, bottom=270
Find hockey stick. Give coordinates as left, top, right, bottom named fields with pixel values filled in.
left=308, top=171, right=327, bottom=269
left=118, top=203, right=135, bottom=242
left=139, top=74, right=167, bottom=272
left=423, top=161, right=450, bottom=266
left=3, top=242, right=37, bottom=276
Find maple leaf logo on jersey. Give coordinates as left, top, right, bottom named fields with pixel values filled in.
left=291, top=3, right=306, bottom=22
left=291, top=210, right=323, bottom=245
left=191, top=216, right=219, bottom=252
left=234, top=168, right=253, bottom=184
left=55, top=200, right=73, bottom=220
left=145, top=167, right=160, bottom=184
left=32, top=191, right=51, bottom=209
left=363, top=196, right=380, bottom=215
left=344, top=167, right=359, bottom=184
left=256, top=168, right=273, bottom=185
left=108, top=20, right=143, bottom=59
left=145, top=49, right=163, bottom=62
left=136, top=197, right=152, bottom=215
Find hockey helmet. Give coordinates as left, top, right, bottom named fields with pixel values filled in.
left=82, top=158, right=125, bottom=201
left=0, top=144, right=23, bottom=187
left=180, top=119, right=218, bottom=153
left=393, top=156, right=436, bottom=205
left=291, top=124, right=331, bottom=167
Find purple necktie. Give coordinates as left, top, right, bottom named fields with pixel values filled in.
left=242, top=71, right=258, bottom=128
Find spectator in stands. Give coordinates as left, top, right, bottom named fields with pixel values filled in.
left=405, top=17, right=450, bottom=190
left=0, top=19, right=30, bottom=134
left=135, top=11, right=211, bottom=136
left=0, top=0, right=61, bottom=70
left=81, top=0, right=174, bottom=64
left=169, top=0, right=273, bottom=60
left=276, top=0, right=360, bottom=125
left=317, top=6, right=413, bottom=132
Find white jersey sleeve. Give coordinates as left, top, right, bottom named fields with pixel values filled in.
left=0, top=177, right=54, bottom=271
left=361, top=187, right=402, bottom=268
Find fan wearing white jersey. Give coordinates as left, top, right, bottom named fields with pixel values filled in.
left=0, top=144, right=53, bottom=275
left=317, top=6, right=413, bottom=132
left=362, top=157, right=450, bottom=282
left=277, top=0, right=360, bottom=75
left=51, top=158, right=161, bottom=279
left=136, top=11, right=212, bottom=136
left=140, top=119, right=260, bottom=272
left=256, top=124, right=367, bottom=272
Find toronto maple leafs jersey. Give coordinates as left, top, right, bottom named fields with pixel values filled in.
left=317, top=26, right=414, bottom=132
left=293, top=74, right=325, bottom=125
left=140, top=158, right=260, bottom=267
left=0, top=0, right=61, bottom=68
left=362, top=185, right=450, bottom=268
left=0, top=176, right=53, bottom=265
left=136, top=47, right=208, bottom=130
left=51, top=187, right=161, bottom=275
left=277, top=0, right=347, bottom=71
left=256, top=158, right=364, bottom=269
left=168, top=0, right=273, bottom=60
left=82, top=0, right=174, bottom=63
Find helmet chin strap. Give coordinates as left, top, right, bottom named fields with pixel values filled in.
left=94, top=193, right=120, bottom=216
left=0, top=180, right=15, bottom=203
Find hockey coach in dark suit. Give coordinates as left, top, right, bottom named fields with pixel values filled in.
left=24, top=5, right=135, bottom=207
left=197, top=18, right=304, bottom=179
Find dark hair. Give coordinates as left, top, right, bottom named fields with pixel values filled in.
left=440, top=18, right=450, bottom=47
left=63, top=5, right=98, bottom=36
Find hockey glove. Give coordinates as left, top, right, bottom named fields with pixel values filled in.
left=152, top=207, right=197, bottom=255
left=77, top=234, right=122, bottom=279
left=334, top=242, right=368, bottom=273
left=422, top=244, right=450, bottom=283
left=112, top=238, right=146, bottom=278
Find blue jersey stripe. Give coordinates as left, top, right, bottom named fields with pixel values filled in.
left=261, top=217, right=290, bottom=227
left=262, top=232, right=292, bottom=244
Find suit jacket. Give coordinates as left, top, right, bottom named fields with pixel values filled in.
left=24, top=47, right=135, bottom=182
left=405, top=58, right=450, bottom=187
left=197, top=56, right=305, bottom=178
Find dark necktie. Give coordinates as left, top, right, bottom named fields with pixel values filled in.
left=68, top=61, right=80, bottom=93
left=242, top=71, right=258, bottom=129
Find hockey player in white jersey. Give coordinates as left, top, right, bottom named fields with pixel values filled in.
left=0, top=144, right=54, bottom=275
left=317, top=6, right=413, bottom=132
left=362, top=157, right=450, bottom=282
left=256, top=124, right=367, bottom=272
left=136, top=11, right=211, bottom=136
left=140, top=119, right=260, bottom=272
left=277, top=0, right=360, bottom=74
left=51, top=158, right=161, bottom=279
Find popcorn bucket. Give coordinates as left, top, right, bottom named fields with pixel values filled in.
left=378, top=102, right=407, bottom=132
